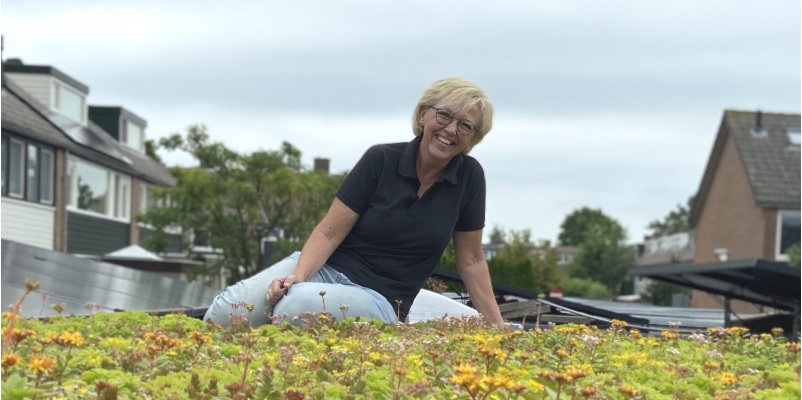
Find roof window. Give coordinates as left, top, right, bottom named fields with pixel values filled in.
left=787, top=128, right=800, bottom=146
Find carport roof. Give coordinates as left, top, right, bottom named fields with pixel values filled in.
left=628, top=259, right=800, bottom=312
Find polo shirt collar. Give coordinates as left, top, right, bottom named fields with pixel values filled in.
left=399, top=135, right=464, bottom=185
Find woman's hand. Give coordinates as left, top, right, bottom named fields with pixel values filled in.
left=266, top=274, right=302, bottom=306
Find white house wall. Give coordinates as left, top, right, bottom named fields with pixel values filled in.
left=1, top=198, right=55, bottom=250
left=5, top=73, right=52, bottom=108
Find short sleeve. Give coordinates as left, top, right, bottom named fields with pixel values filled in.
left=454, top=159, right=486, bottom=231
left=336, top=145, right=383, bottom=215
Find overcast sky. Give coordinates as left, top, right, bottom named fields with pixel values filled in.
left=3, top=1, right=800, bottom=245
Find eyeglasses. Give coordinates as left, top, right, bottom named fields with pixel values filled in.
left=430, top=107, right=477, bottom=136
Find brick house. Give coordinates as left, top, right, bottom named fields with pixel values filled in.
left=688, top=110, right=800, bottom=312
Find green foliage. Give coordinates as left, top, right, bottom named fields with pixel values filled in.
left=4, top=309, right=799, bottom=399
left=436, top=240, right=458, bottom=273
left=647, top=196, right=694, bottom=237
left=485, top=229, right=566, bottom=294
left=559, top=207, right=635, bottom=294
left=558, top=207, right=621, bottom=247
left=787, top=242, right=800, bottom=268
left=138, top=125, right=344, bottom=283
left=644, top=280, right=691, bottom=306
left=563, top=277, right=613, bottom=299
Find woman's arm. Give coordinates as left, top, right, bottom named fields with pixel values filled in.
left=452, top=229, right=505, bottom=327
left=268, top=198, right=359, bottom=302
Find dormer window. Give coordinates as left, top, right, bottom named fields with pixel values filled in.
left=51, top=81, right=86, bottom=124
left=122, top=119, right=144, bottom=152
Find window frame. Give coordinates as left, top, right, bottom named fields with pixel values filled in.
left=775, top=210, right=801, bottom=261
left=121, top=118, right=144, bottom=152
left=7, top=138, right=26, bottom=199
left=38, top=149, right=55, bottom=205
left=51, top=80, right=86, bottom=125
left=2, top=136, right=54, bottom=205
left=66, top=155, right=132, bottom=222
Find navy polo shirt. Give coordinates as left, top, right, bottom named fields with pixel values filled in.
left=327, top=135, right=486, bottom=320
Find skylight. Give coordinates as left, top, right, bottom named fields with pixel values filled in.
left=787, top=128, right=801, bottom=146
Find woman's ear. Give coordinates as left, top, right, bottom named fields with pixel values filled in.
left=418, top=106, right=427, bottom=124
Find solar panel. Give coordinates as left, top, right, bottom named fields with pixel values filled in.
left=1, top=240, right=218, bottom=318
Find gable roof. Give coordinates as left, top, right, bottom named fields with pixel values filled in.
left=1, top=74, right=175, bottom=186
left=690, top=110, right=800, bottom=226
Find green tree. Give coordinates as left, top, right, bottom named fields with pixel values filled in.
left=787, top=242, right=800, bottom=268
left=486, top=229, right=565, bottom=294
left=487, top=230, right=535, bottom=289
left=558, top=207, right=620, bottom=246
left=559, top=207, right=636, bottom=294
left=563, top=277, right=613, bottom=299
left=529, top=240, right=566, bottom=294
left=644, top=280, right=690, bottom=306
left=647, top=196, right=694, bottom=237
left=138, top=125, right=344, bottom=284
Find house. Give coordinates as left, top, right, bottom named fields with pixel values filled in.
left=688, top=110, right=800, bottom=312
left=632, top=231, right=694, bottom=301
left=1, top=59, right=183, bottom=258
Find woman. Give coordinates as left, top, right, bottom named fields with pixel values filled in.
left=203, top=77, right=505, bottom=328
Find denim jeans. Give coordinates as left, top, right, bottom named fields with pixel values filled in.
left=203, top=252, right=397, bottom=327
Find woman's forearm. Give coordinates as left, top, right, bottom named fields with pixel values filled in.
left=291, top=198, right=359, bottom=282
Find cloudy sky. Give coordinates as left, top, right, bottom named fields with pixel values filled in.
left=3, top=1, right=800, bottom=244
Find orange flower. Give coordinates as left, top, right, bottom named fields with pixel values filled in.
left=27, top=355, right=56, bottom=374
left=54, top=331, right=85, bottom=347
left=2, top=353, right=20, bottom=368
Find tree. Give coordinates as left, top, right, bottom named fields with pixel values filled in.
left=529, top=240, right=566, bottom=294
left=647, top=196, right=695, bottom=237
left=486, top=229, right=565, bottom=294
left=787, top=242, right=801, bottom=268
left=558, top=207, right=622, bottom=247
left=644, top=281, right=690, bottom=306
left=559, top=207, right=635, bottom=294
left=138, top=125, right=344, bottom=284
left=488, top=226, right=505, bottom=245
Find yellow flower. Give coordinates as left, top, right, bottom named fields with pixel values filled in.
left=726, top=326, right=749, bottom=336
left=661, top=331, right=679, bottom=340
left=629, top=329, right=643, bottom=340
left=618, top=383, right=639, bottom=396
left=27, top=355, right=56, bottom=374
left=611, top=319, right=628, bottom=330
left=714, top=372, right=740, bottom=386
left=526, top=380, right=545, bottom=392
left=190, top=331, right=212, bottom=346
left=703, top=361, right=720, bottom=370
left=54, top=331, right=85, bottom=347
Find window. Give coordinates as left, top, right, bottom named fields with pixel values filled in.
left=2, top=136, right=54, bottom=204
left=2, top=136, right=7, bottom=195
left=67, top=156, right=131, bottom=220
left=776, top=210, right=801, bottom=260
left=122, top=120, right=144, bottom=151
left=139, top=183, right=159, bottom=213
left=26, top=145, right=39, bottom=201
left=7, top=139, right=24, bottom=198
left=787, top=129, right=801, bottom=146
left=52, top=81, right=85, bottom=124
left=39, top=150, right=54, bottom=204
left=114, top=174, right=131, bottom=219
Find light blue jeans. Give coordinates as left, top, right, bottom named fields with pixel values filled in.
left=203, top=252, right=397, bottom=327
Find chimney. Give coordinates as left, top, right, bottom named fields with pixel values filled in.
left=750, top=110, right=767, bottom=138
left=313, top=158, right=330, bottom=174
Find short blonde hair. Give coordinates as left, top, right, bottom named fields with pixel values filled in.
left=411, top=77, right=493, bottom=154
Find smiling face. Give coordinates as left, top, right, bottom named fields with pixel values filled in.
left=417, top=105, right=480, bottom=164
